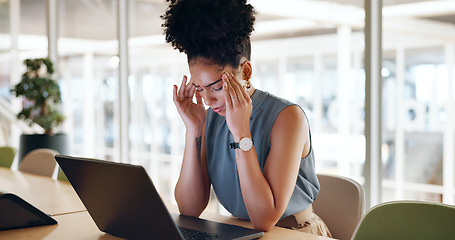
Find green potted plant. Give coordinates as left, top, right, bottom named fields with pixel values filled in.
left=11, top=58, right=68, bottom=161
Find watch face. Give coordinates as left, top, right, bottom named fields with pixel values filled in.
left=239, top=137, right=253, bottom=151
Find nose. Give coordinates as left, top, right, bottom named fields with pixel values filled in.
left=201, top=91, right=217, bottom=106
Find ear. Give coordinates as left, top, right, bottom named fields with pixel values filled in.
left=241, top=60, right=252, bottom=80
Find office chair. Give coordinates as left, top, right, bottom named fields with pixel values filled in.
left=0, top=146, right=16, bottom=168
left=312, top=174, right=365, bottom=240
left=19, top=148, right=59, bottom=177
left=351, top=201, right=455, bottom=240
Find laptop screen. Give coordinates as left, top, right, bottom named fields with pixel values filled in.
left=55, top=155, right=264, bottom=240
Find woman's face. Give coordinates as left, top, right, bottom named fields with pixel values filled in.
left=189, top=59, right=240, bottom=117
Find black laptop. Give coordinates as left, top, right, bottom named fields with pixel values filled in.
left=55, top=155, right=264, bottom=240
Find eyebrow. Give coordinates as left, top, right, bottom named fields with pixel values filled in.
left=192, top=78, right=223, bottom=88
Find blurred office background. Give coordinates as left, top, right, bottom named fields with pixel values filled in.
left=1, top=0, right=454, bottom=212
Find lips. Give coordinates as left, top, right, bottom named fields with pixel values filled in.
left=212, top=106, right=225, bottom=113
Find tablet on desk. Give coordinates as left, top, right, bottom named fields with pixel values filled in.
left=0, top=191, right=57, bottom=231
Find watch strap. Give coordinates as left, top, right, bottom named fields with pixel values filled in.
left=230, top=142, right=240, bottom=149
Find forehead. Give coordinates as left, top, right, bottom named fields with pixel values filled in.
left=189, top=61, right=228, bottom=86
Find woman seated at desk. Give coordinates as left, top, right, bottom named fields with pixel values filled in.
left=162, top=0, right=331, bottom=237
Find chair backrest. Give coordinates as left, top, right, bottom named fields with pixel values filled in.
left=312, top=174, right=365, bottom=240
left=18, top=148, right=59, bottom=177
left=351, top=201, right=455, bottom=240
left=0, top=146, right=16, bottom=168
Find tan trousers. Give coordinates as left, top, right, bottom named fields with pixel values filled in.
left=276, top=204, right=332, bottom=238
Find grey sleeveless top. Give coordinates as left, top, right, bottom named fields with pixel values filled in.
left=205, top=89, right=320, bottom=220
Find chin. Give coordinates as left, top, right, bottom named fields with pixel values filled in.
left=214, top=111, right=226, bottom=117
left=211, top=106, right=226, bottom=116
left=214, top=110, right=226, bottom=117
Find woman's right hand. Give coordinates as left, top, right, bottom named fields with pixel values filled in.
left=173, top=75, right=206, bottom=134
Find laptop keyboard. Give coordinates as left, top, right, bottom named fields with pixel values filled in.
left=178, top=227, right=221, bottom=240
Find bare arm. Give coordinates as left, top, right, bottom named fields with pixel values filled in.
left=174, top=125, right=211, bottom=217
left=223, top=73, right=309, bottom=231
left=242, top=106, right=309, bottom=230
left=236, top=106, right=309, bottom=231
left=173, top=76, right=211, bottom=217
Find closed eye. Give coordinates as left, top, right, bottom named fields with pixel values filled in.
left=212, top=86, right=223, bottom=91
left=193, top=79, right=223, bottom=92
left=192, top=82, right=203, bottom=92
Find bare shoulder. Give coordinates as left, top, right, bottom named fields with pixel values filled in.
left=271, top=105, right=310, bottom=157
left=275, top=105, right=308, bottom=130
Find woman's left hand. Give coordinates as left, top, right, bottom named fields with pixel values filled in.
left=223, top=72, right=252, bottom=140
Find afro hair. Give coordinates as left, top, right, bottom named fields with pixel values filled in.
left=161, top=0, right=256, bottom=67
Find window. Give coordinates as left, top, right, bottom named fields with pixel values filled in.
left=3, top=0, right=455, bottom=210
